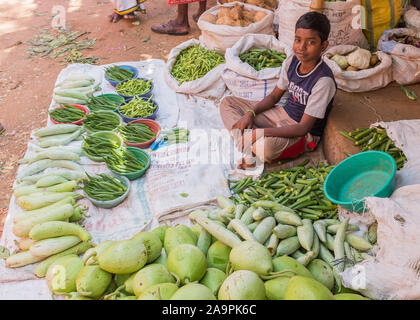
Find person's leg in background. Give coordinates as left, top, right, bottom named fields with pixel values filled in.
left=109, top=0, right=146, bottom=23
left=151, top=3, right=190, bottom=35
left=193, top=0, right=207, bottom=23
left=151, top=0, right=207, bottom=35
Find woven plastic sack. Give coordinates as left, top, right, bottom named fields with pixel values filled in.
left=276, top=0, right=369, bottom=50
left=223, top=34, right=293, bottom=101
left=164, top=38, right=227, bottom=100
left=323, top=45, right=393, bottom=92
left=197, top=2, right=275, bottom=54
left=377, top=28, right=420, bottom=85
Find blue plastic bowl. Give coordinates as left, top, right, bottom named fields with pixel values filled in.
left=105, top=65, right=138, bottom=87
left=116, top=77, right=153, bottom=101
left=117, top=97, right=159, bottom=123
left=324, top=151, right=397, bottom=213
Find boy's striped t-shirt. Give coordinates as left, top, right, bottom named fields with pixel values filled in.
left=277, top=55, right=337, bottom=137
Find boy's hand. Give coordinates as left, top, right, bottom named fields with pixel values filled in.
left=232, top=112, right=254, bottom=132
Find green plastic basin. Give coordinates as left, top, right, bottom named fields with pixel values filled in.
left=324, top=151, right=396, bottom=213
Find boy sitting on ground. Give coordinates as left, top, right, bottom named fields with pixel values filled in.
left=220, top=11, right=337, bottom=170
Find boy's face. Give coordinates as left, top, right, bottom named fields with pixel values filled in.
left=293, top=28, right=328, bottom=63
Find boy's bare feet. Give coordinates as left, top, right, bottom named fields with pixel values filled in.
left=151, top=20, right=189, bottom=35
left=237, top=158, right=256, bottom=170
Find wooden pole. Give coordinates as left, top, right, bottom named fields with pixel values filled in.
left=310, top=0, right=324, bottom=13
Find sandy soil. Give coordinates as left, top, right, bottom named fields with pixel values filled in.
left=0, top=0, right=217, bottom=235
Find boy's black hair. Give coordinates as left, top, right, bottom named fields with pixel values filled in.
left=295, top=11, right=331, bottom=42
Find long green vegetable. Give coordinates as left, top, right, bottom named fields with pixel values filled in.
left=239, top=49, right=287, bottom=71
left=116, top=78, right=152, bottom=96
left=82, top=173, right=128, bottom=201
left=82, top=135, right=121, bottom=159
left=87, top=95, right=124, bottom=112
left=105, top=65, right=134, bottom=82
left=104, top=148, right=146, bottom=174
left=119, top=96, right=156, bottom=119
left=82, top=112, right=121, bottom=132
left=49, top=105, right=86, bottom=123
left=340, top=126, right=407, bottom=170
left=118, top=123, right=156, bottom=143
left=160, top=127, right=190, bottom=145
left=171, top=44, right=225, bottom=85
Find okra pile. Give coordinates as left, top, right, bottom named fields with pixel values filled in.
left=161, top=127, right=190, bottom=145
left=116, top=78, right=152, bottom=97
left=104, top=148, right=147, bottom=174
left=340, top=126, right=407, bottom=170
left=230, top=161, right=338, bottom=221
left=82, top=135, right=121, bottom=159
left=118, top=123, right=156, bottom=144
left=49, top=105, right=86, bottom=123
left=82, top=173, right=127, bottom=201
left=87, top=95, right=124, bottom=112
left=105, top=65, right=134, bottom=82
left=171, top=44, right=225, bottom=85
left=119, top=96, right=156, bottom=119
left=82, top=111, right=121, bottom=133
left=239, top=49, right=287, bottom=71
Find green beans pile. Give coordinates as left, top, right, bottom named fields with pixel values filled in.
left=171, top=44, right=225, bottom=85
left=49, top=105, right=86, bottom=123
left=104, top=148, right=146, bottom=174
left=239, top=49, right=287, bottom=71
left=87, top=95, right=124, bottom=112
left=82, top=135, right=121, bottom=159
left=116, top=78, right=152, bottom=96
left=82, top=112, right=121, bottom=132
left=161, top=127, right=190, bottom=145
left=82, top=173, right=128, bottom=201
left=119, top=96, right=156, bottom=119
left=340, top=127, right=407, bottom=170
left=230, top=161, right=338, bottom=221
left=118, top=123, right=156, bottom=143
left=105, top=65, right=134, bottom=82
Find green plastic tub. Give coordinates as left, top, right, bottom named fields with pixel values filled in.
left=106, top=147, right=151, bottom=181
left=324, top=151, right=396, bottom=213
left=82, top=131, right=123, bottom=162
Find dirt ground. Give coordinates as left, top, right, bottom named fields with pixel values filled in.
left=0, top=0, right=419, bottom=239
left=0, top=0, right=217, bottom=235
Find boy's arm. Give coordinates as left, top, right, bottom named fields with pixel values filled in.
left=259, top=77, right=336, bottom=139
left=254, top=86, right=285, bottom=115
left=232, top=86, right=285, bottom=132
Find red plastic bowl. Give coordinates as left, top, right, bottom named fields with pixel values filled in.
left=49, top=104, right=89, bottom=125
left=123, top=119, right=161, bottom=149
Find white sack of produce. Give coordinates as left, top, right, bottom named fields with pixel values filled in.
left=197, top=2, right=274, bottom=54
left=341, top=184, right=420, bottom=300
left=404, top=6, right=420, bottom=31
left=323, top=45, right=392, bottom=92
left=218, top=0, right=278, bottom=11
left=276, top=0, right=369, bottom=50
left=164, top=39, right=227, bottom=100
left=377, top=28, right=420, bottom=85
left=223, top=34, right=293, bottom=101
